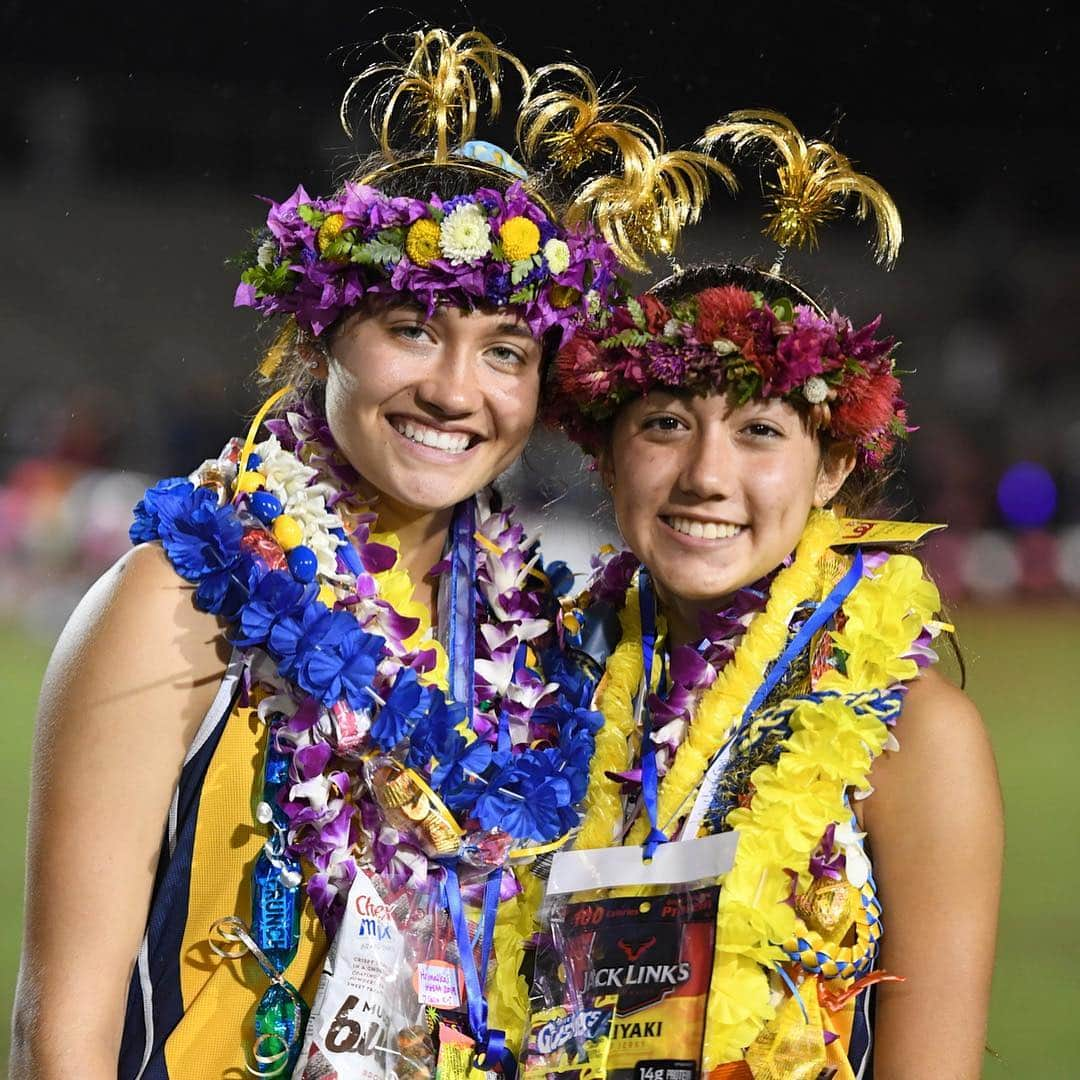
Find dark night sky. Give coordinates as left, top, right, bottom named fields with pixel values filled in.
left=3, top=1, right=1076, bottom=223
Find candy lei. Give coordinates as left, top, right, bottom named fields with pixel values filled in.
left=575, top=510, right=943, bottom=1066
left=131, top=402, right=601, bottom=1067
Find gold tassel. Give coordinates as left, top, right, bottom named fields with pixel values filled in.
left=701, top=109, right=901, bottom=267
left=342, top=29, right=530, bottom=164
left=519, top=64, right=735, bottom=272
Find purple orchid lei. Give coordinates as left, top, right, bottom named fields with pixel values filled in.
left=234, top=179, right=623, bottom=344
left=131, top=400, right=602, bottom=934
left=578, top=546, right=775, bottom=799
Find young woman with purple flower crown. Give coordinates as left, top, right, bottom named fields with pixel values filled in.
left=12, top=32, right=718, bottom=1080
left=542, top=113, right=1003, bottom=1078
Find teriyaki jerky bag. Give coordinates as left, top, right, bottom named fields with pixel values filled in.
left=523, top=833, right=737, bottom=1080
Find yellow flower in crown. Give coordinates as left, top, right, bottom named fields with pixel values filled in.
left=500, top=215, right=541, bottom=261
left=317, top=212, right=348, bottom=259
left=406, top=218, right=442, bottom=266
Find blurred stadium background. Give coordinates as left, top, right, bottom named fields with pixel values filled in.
left=2, top=1, right=1077, bottom=1072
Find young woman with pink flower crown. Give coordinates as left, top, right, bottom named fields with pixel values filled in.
left=10, top=33, right=715, bottom=1080
left=541, top=113, right=1003, bottom=1078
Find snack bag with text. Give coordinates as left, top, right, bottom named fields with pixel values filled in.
left=524, top=834, right=736, bottom=1080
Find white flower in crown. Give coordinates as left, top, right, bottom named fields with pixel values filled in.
left=663, top=318, right=682, bottom=338
left=542, top=237, right=570, bottom=275
left=257, top=238, right=277, bottom=269
left=803, top=376, right=830, bottom=404
left=439, top=203, right=492, bottom=264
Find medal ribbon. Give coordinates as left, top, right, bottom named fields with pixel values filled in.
left=443, top=864, right=513, bottom=1077
left=637, top=569, right=669, bottom=861
left=440, top=505, right=514, bottom=1073
left=445, top=499, right=478, bottom=715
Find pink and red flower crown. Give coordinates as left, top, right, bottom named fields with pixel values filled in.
left=234, top=179, right=623, bottom=343
left=543, top=285, right=909, bottom=469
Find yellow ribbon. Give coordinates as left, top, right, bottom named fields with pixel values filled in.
left=235, top=385, right=293, bottom=493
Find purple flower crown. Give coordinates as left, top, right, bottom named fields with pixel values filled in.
left=234, top=179, right=623, bottom=342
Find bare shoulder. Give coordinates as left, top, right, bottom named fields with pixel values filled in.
left=892, top=667, right=992, bottom=762
left=40, top=542, right=231, bottom=726
left=863, top=666, right=1002, bottom=834
left=16, top=547, right=235, bottom=1068
left=862, top=670, right=1003, bottom=1074
left=881, top=665, right=989, bottom=777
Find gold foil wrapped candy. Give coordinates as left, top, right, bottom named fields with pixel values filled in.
left=794, top=878, right=855, bottom=938
left=743, top=976, right=828, bottom=1080
left=370, top=761, right=463, bottom=859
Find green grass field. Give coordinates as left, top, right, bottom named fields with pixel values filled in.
left=1, top=609, right=1077, bottom=1072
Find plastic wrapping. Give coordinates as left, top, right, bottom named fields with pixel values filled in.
left=523, top=835, right=737, bottom=1080
left=294, top=858, right=513, bottom=1080
left=293, top=869, right=428, bottom=1080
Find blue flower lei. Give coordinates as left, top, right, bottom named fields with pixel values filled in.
left=131, top=411, right=602, bottom=935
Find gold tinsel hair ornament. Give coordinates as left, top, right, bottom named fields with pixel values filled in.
left=339, top=30, right=734, bottom=269
left=239, top=27, right=734, bottom=354
left=342, top=28, right=530, bottom=168
left=544, top=108, right=910, bottom=470
left=517, top=65, right=738, bottom=272
left=700, top=108, right=902, bottom=274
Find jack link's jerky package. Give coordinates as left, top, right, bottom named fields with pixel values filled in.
left=523, top=834, right=738, bottom=1080
left=293, top=869, right=435, bottom=1080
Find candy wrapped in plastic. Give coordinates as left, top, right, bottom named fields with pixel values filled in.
left=524, top=834, right=738, bottom=1080
left=293, top=854, right=519, bottom=1079
left=293, top=868, right=431, bottom=1080
left=522, top=996, right=616, bottom=1080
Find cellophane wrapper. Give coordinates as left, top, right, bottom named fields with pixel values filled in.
left=523, top=879, right=720, bottom=1080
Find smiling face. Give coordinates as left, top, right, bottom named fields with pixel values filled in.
left=322, top=302, right=543, bottom=526
left=605, top=390, right=854, bottom=643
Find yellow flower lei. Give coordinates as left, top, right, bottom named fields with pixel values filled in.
left=578, top=510, right=942, bottom=1066
left=578, top=509, right=840, bottom=850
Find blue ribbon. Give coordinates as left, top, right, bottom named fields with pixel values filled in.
left=773, top=961, right=810, bottom=1023
left=445, top=501, right=477, bottom=717
left=641, top=549, right=865, bottom=844
left=637, top=570, right=669, bottom=861
left=739, top=548, right=863, bottom=725
left=442, top=864, right=514, bottom=1078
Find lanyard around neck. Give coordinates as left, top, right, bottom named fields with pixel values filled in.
left=637, top=548, right=865, bottom=849
left=637, top=568, right=668, bottom=861
left=441, top=498, right=478, bottom=718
